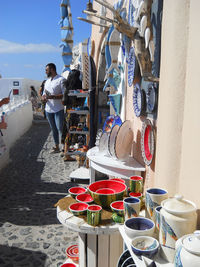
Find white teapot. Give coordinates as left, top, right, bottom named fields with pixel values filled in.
left=174, top=232, right=200, bottom=266
left=159, top=195, right=197, bottom=262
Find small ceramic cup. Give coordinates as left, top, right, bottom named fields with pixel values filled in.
left=129, top=192, right=143, bottom=210
left=124, top=197, right=141, bottom=221
left=155, top=206, right=162, bottom=232
left=145, top=188, right=168, bottom=222
left=87, top=205, right=102, bottom=226
left=129, top=176, right=143, bottom=193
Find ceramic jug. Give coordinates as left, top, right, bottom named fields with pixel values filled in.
left=174, top=232, right=200, bottom=266
left=159, top=195, right=197, bottom=263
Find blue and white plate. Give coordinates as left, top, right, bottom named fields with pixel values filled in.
left=128, top=47, right=136, bottom=87
left=147, top=83, right=158, bottom=113
left=133, top=83, right=146, bottom=117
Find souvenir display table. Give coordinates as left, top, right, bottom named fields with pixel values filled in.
left=57, top=196, right=123, bottom=267
left=87, top=146, right=145, bottom=184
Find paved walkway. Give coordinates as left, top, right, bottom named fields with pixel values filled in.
left=0, top=118, right=84, bottom=267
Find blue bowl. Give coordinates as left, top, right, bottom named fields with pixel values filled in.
left=131, top=236, right=159, bottom=259
left=124, top=217, right=155, bottom=239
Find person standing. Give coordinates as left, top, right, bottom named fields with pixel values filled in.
left=42, top=63, right=66, bottom=153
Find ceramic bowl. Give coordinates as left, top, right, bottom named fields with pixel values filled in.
left=60, top=264, right=76, bottom=267
left=124, top=217, right=155, bottom=239
left=76, top=193, right=93, bottom=204
left=131, top=236, right=159, bottom=259
left=121, top=256, right=135, bottom=267
left=68, top=187, right=87, bottom=198
left=66, top=244, right=79, bottom=262
left=69, top=202, right=88, bottom=216
left=88, top=180, right=127, bottom=208
left=110, top=200, right=124, bottom=216
left=96, top=188, right=115, bottom=194
left=110, top=178, right=126, bottom=184
left=117, top=249, right=131, bottom=267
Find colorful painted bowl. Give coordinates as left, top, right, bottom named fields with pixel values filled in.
left=69, top=202, right=88, bottom=216
left=96, top=188, right=115, bottom=194
left=131, top=236, right=159, bottom=259
left=124, top=217, right=155, bottom=239
left=76, top=193, right=93, bottom=204
left=60, top=264, right=76, bottom=267
left=110, top=200, right=124, bottom=216
left=110, top=178, right=126, bottom=184
left=68, top=187, right=87, bottom=198
left=66, top=244, right=79, bottom=262
left=88, top=180, right=127, bottom=208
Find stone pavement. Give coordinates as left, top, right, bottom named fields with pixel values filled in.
left=0, top=118, right=86, bottom=267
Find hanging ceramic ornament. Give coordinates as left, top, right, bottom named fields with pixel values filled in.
left=108, top=93, right=122, bottom=115
left=107, top=28, right=121, bottom=74
left=139, top=15, right=147, bottom=37
left=149, top=39, right=155, bottom=62
left=145, top=27, right=150, bottom=49
left=133, top=83, right=146, bottom=117
left=102, top=115, right=122, bottom=133
left=128, top=0, right=135, bottom=27
left=127, top=47, right=136, bottom=87
left=141, top=119, right=155, bottom=166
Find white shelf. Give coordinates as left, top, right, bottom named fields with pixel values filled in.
left=69, top=130, right=89, bottom=135
left=69, top=167, right=90, bottom=180
left=68, top=110, right=89, bottom=115
left=87, top=146, right=145, bottom=180
left=68, top=92, right=89, bottom=98
left=118, top=226, right=173, bottom=267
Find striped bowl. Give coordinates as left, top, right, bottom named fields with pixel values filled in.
left=88, top=180, right=127, bottom=208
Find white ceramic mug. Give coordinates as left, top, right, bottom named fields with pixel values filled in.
left=124, top=197, right=141, bottom=221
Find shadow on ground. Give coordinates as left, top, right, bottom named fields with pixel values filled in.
left=0, top=122, right=78, bottom=226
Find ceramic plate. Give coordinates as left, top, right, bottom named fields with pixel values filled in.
left=108, top=124, right=120, bottom=157
left=141, top=119, right=155, bottom=165
left=133, top=83, right=146, bottom=117
left=99, top=132, right=109, bottom=153
left=147, top=83, right=158, bottom=113
left=117, top=249, right=131, bottom=267
left=115, top=120, right=133, bottom=160
left=103, top=115, right=122, bottom=133
left=128, top=47, right=136, bottom=87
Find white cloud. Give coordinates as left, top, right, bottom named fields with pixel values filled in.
left=0, top=39, right=60, bottom=54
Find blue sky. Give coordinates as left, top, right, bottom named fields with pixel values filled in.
left=0, top=0, right=91, bottom=81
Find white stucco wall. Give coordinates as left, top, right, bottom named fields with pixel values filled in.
left=0, top=101, right=33, bottom=170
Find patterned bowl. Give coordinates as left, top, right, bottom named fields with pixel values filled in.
left=69, top=202, right=88, bottom=216
left=88, top=180, right=127, bottom=208
left=131, top=236, right=159, bottom=259
left=110, top=178, right=126, bottom=184
left=124, top=217, right=155, bottom=239
left=68, top=186, right=87, bottom=198
left=60, top=264, right=76, bottom=267
left=76, top=193, right=93, bottom=204
left=110, top=200, right=124, bottom=216
left=66, top=244, right=79, bottom=262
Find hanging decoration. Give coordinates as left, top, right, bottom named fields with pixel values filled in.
left=146, top=83, right=158, bottom=113
left=108, top=93, right=122, bottom=115
left=59, top=0, right=73, bottom=73
left=141, top=119, right=155, bottom=166
left=133, top=83, right=146, bottom=117
left=127, top=46, right=136, bottom=87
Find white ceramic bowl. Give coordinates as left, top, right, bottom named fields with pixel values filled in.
left=124, top=217, right=155, bottom=239
left=131, top=236, right=159, bottom=259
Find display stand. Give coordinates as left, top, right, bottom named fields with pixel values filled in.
left=87, top=146, right=145, bottom=184
left=57, top=197, right=123, bottom=267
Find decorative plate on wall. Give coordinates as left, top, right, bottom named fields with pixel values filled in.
left=99, top=132, right=109, bottom=153
left=108, top=124, right=120, bottom=157
left=133, top=83, right=146, bottom=117
left=103, top=115, right=122, bottom=133
left=115, top=120, right=133, bottom=160
left=141, top=119, right=155, bottom=166
left=127, top=47, right=136, bottom=87
left=147, top=83, right=158, bottom=113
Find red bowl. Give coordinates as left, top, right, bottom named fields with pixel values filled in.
left=96, top=188, right=115, bottom=194
left=129, top=192, right=142, bottom=198
left=61, top=264, right=76, bottom=267
left=69, top=202, right=88, bottom=216
left=89, top=180, right=126, bottom=193
left=76, top=193, right=93, bottom=204
left=88, top=205, right=102, bottom=211
left=66, top=244, right=79, bottom=263
left=68, top=187, right=87, bottom=198
left=110, top=200, right=124, bottom=210
left=110, top=178, right=126, bottom=184
left=88, top=180, right=127, bottom=208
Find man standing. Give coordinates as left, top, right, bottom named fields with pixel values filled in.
left=42, top=63, right=66, bottom=153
